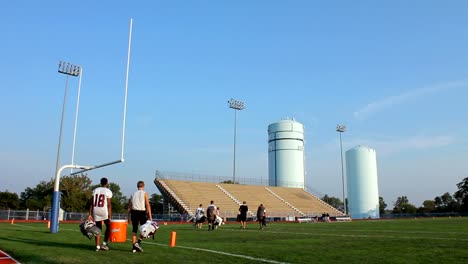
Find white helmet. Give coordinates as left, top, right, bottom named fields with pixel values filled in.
left=139, top=220, right=159, bottom=239
left=80, top=220, right=101, bottom=239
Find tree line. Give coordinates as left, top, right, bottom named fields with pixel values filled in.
left=0, top=174, right=163, bottom=213
left=322, top=176, right=468, bottom=214
left=2, top=175, right=468, bottom=215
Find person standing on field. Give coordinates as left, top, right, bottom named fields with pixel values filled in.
left=195, top=204, right=205, bottom=229
left=257, top=204, right=267, bottom=230
left=239, top=201, right=248, bottom=229
left=89, top=177, right=113, bottom=251
left=206, top=200, right=217, bottom=231
left=128, top=181, right=152, bottom=252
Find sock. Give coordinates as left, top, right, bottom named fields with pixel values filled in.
left=102, top=242, right=107, bottom=246
left=96, top=245, right=100, bottom=250
left=137, top=239, right=142, bottom=244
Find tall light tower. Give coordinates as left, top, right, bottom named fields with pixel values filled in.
left=55, top=61, right=81, bottom=174
left=228, top=98, right=245, bottom=184
left=336, top=124, right=347, bottom=215
left=51, top=61, right=81, bottom=232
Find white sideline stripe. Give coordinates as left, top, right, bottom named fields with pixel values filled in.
left=136, top=239, right=290, bottom=264
left=259, top=230, right=468, bottom=241
left=0, top=249, right=20, bottom=263
left=10, top=224, right=35, bottom=229
left=344, top=228, right=468, bottom=235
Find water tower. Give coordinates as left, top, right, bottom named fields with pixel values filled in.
left=346, top=146, right=380, bottom=219
left=268, top=119, right=305, bottom=188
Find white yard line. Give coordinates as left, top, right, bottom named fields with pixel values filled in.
left=137, top=239, right=291, bottom=264
left=245, top=229, right=468, bottom=241
left=9, top=224, right=290, bottom=263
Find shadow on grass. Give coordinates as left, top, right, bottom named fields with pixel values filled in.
left=0, top=236, right=130, bottom=253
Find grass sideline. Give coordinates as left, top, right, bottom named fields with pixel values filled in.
left=0, top=218, right=468, bottom=263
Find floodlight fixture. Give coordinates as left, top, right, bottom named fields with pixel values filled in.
left=228, top=98, right=245, bottom=110
left=58, top=61, right=81, bottom=77
left=336, top=124, right=346, bottom=133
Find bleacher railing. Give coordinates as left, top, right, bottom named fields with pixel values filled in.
left=155, top=169, right=325, bottom=198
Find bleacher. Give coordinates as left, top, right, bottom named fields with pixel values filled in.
left=266, top=186, right=343, bottom=216
left=154, top=178, right=344, bottom=219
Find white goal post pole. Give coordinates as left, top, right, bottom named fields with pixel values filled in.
left=121, top=18, right=133, bottom=162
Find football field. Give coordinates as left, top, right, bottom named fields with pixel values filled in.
left=1, top=218, right=467, bottom=263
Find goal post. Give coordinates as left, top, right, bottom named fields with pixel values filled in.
left=50, top=18, right=133, bottom=233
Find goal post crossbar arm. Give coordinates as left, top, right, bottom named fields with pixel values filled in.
left=69, top=159, right=122, bottom=176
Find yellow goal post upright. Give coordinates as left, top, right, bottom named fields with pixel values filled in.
left=50, top=18, right=134, bottom=233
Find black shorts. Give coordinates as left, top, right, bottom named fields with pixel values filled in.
left=239, top=213, right=247, bottom=222
left=95, top=219, right=110, bottom=230
left=131, top=210, right=147, bottom=233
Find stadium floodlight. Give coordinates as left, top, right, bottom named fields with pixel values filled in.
left=336, top=124, right=347, bottom=215
left=58, top=61, right=81, bottom=76
left=228, top=98, right=245, bottom=184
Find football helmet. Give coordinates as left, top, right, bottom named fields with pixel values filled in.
left=79, top=220, right=101, bottom=239
left=139, top=220, right=159, bottom=239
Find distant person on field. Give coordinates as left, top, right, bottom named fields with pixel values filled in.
left=206, top=200, right=217, bottom=230
left=214, top=207, right=224, bottom=229
left=239, top=201, right=248, bottom=229
left=88, top=177, right=112, bottom=251
left=128, top=181, right=152, bottom=252
left=257, top=204, right=267, bottom=229
left=195, top=204, right=205, bottom=229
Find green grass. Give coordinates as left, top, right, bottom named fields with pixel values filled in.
left=1, top=218, right=468, bottom=263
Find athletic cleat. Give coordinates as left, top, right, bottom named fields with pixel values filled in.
left=133, top=243, right=143, bottom=252
left=96, top=246, right=101, bottom=252
left=100, top=244, right=110, bottom=251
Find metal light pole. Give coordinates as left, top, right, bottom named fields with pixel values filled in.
left=228, top=98, right=245, bottom=184
left=51, top=61, right=81, bottom=233
left=336, top=124, right=346, bottom=215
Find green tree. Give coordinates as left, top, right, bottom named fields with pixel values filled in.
left=434, top=192, right=459, bottom=212
left=60, top=174, right=93, bottom=212
left=19, top=180, right=53, bottom=211
left=379, top=197, right=387, bottom=215
left=149, top=193, right=163, bottom=214
left=434, top=196, right=443, bottom=209
left=0, top=191, right=20, bottom=209
left=421, top=200, right=436, bottom=213
left=454, top=176, right=468, bottom=212
left=220, top=180, right=238, bottom=184
left=321, top=194, right=343, bottom=211
left=392, top=196, right=417, bottom=214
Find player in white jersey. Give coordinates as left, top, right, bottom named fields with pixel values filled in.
left=128, top=180, right=152, bottom=252
left=88, top=177, right=113, bottom=251
left=194, top=204, right=205, bottom=229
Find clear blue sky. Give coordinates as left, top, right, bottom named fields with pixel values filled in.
left=1, top=1, right=467, bottom=208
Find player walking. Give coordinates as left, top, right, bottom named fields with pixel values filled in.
left=128, top=181, right=152, bottom=252
left=89, top=177, right=113, bottom=251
